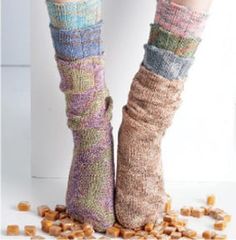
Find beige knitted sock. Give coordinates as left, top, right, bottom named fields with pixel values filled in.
left=115, top=66, right=184, bottom=229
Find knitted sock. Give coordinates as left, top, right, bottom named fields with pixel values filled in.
left=115, top=0, right=209, bottom=229
left=154, top=0, right=208, bottom=38
left=148, top=24, right=201, bottom=58
left=47, top=0, right=101, bottom=30
left=46, top=0, right=115, bottom=232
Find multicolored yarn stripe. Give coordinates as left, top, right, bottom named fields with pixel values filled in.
left=155, top=0, right=208, bottom=38
left=148, top=24, right=201, bottom=58
left=46, top=0, right=115, bottom=232
left=57, top=56, right=115, bottom=231
left=46, top=0, right=102, bottom=30
left=50, top=22, right=103, bottom=60
left=143, top=44, right=193, bottom=80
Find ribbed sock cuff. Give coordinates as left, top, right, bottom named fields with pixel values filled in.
left=46, top=0, right=102, bottom=30
left=143, top=44, right=193, bottom=80
left=50, top=22, right=103, bottom=60
left=149, top=24, right=201, bottom=58
left=155, top=0, right=208, bottom=38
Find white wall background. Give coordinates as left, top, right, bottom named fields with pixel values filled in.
left=4, top=0, right=236, bottom=181
left=1, top=0, right=30, bottom=65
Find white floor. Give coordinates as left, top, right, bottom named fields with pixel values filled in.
left=1, top=67, right=236, bottom=239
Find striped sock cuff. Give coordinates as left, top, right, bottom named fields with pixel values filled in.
left=143, top=44, right=193, bottom=80
left=50, top=22, right=103, bottom=60
left=148, top=24, right=201, bottom=58
left=46, top=0, right=102, bottom=30
left=154, top=0, right=208, bottom=38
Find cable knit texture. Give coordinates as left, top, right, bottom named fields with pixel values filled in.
left=148, top=24, right=201, bottom=57
left=155, top=0, right=208, bottom=38
left=46, top=0, right=115, bottom=232
left=46, top=0, right=102, bottom=30
left=50, top=22, right=103, bottom=60
left=115, top=66, right=184, bottom=229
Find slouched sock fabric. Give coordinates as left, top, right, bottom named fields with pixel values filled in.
left=116, top=0, right=209, bottom=229
left=46, top=0, right=115, bottom=232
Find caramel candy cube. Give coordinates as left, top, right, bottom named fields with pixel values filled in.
left=153, top=225, right=164, bottom=234
left=31, top=236, right=45, bottom=240
left=6, top=225, right=20, bottom=236
left=49, top=225, right=62, bottom=237
left=176, top=226, right=186, bottom=233
left=163, top=226, right=176, bottom=235
left=209, top=208, right=224, bottom=219
left=73, top=229, right=85, bottom=238
left=135, top=230, right=148, bottom=237
left=41, top=218, right=53, bottom=233
left=180, top=207, right=191, bottom=216
left=113, top=223, right=122, bottom=229
left=82, top=223, right=94, bottom=237
left=45, top=210, right=59, bottom=221
left=216, top=213, right=231, bottom=222
left=133, top=226, right=142, bottom=232
left=17, top=201, right=31, bottom=211
left=164, top=215, right=176, bottom=223
left=61, top=218, right=74, bottom=231
left=183, top=229, right=197, bottom=238
left=164, top=199, right=172, bottom=213
left=214, top=234, right=227, bottom=240
left=191, top=208, right=205, bottom=218
left=120, top=229, right=135, bottom=239
left=214, top=221, right=226, bottom=231
left=24, top=225, right=36, bottom=236
left=207, top=195, right=216, bottom=206
left=171, top=231, right=182, bottom=239
left=60, top=230, right=75, bottom=238
left=71, top=224, right=82, bottom=231
left=59, top=212, right=69, bottom=219
left=106, top=226, right=120, bottom=238
left=171, top=219, right=187, bottom=228
left=144, top=223, right=154, bottom=232
left=202, top=230, right=216, bottom=239
left=203, top=206, right=212, bottom=216
left=150, top=230, right=160, bottom=238
left=37, top=205, right=50, bottom=217
left=55, top=204, right=67, bottom=213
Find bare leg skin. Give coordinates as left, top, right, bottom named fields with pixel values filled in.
left=172, top=0, right=213, bottom=12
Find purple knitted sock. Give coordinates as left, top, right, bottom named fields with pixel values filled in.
left=46, top=0, right=115, bottom=232
left=56, top=56, right=115, bottom=232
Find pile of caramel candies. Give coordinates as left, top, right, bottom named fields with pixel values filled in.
left=6, top=195, right=231, bottom=239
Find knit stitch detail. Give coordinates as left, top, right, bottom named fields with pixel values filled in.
left=56, top=56, right=112, bottom=129
left=155, top=0, right=208, bottom=37
left=143, top=44, right=194, bottom=80
left=50, top=22, right=103, bottom=60
left=46, top=0, right=102, bottom=30
left=115, top=65, right=184, bottom=229
left=149, top=24, right=201, bottom=57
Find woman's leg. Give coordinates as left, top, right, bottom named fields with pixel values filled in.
left=172, top=0, right=213, bottom=12
left=116, top=0, right=213, bottom=229
left=46, top=0, right=115, bottom=232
